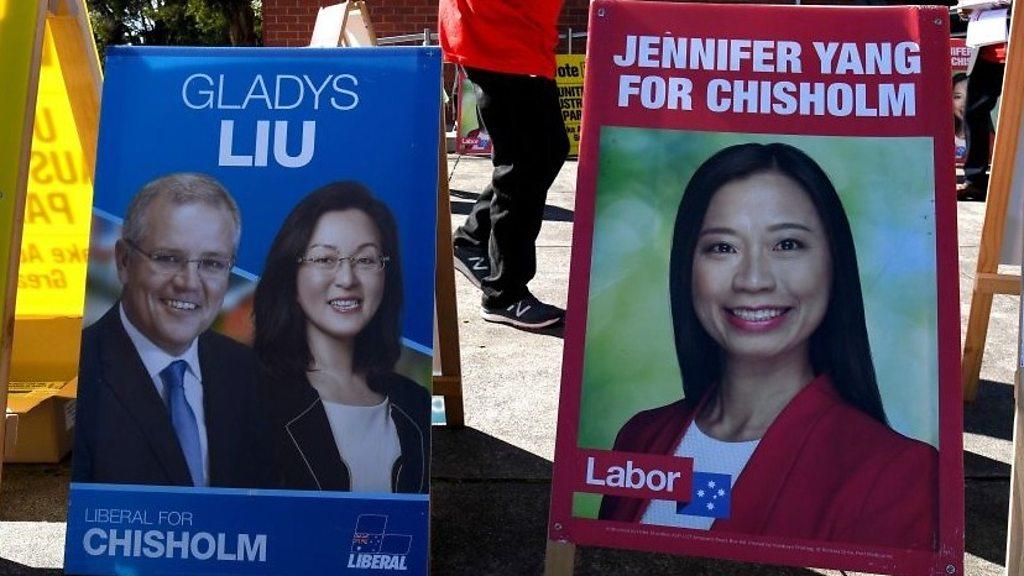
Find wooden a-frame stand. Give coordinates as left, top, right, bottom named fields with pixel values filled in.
left=311, top=1, right=465, bottom=427
left=309, top=0, right=377, bottom=48
left=0, top=0, right=100, bottom=492
left=433, top=140, right=466, bottom=427
left=47, top=0, right=102, bottom=179
left=962, top=6, right=1023, bottom=403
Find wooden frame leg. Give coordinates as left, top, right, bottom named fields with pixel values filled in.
left=544, top=539, right=576, bottom=576
left=962, top=289, right=994, bottom=401
left=433, top=128, right=464, bottom=428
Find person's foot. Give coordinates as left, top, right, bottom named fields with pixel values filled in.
left=481, top=292, right=564, bottom=329
left=957, top=181, right=987, bottom=201
left=453, top=244, right=489, bottom=289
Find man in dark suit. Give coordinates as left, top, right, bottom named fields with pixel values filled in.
left=72, top=173, right=261, bottom=488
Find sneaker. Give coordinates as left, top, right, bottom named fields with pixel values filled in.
left=956, top=181, right=986, bottom=201
left=481, top=293, right=564, bottom=329
left=453, top=244, right=490, bottom=289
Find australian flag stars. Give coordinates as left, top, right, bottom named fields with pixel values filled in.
left=351, top=515, right=387, bottom=553
left=352, top=532, right=384, bottom=553
left=676, top=472, right=732, bottom=519
left=349, top=514, right=413, bottom=556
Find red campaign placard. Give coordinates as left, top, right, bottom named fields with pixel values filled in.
left=455, top=68, right=492, bottom=156
left=548, top=2, right=963, bottom=575
left=950, top=38, right=968, bottom=164
left=951, top=38, right=970, bottom=73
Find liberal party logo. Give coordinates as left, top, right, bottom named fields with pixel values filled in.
left=347, top=514, right=412, bottom=571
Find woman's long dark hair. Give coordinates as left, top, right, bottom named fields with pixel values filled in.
left=253, top=181, right=403, bottom=388
left=953, top=72, right=968, bottom=139
left=669, top=142, right=887, bottom=424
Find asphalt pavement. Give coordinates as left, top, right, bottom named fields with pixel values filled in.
left=0, top=155, right=1020, bottom=576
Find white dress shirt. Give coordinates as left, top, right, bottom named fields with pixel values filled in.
left=119, top=304, right=210, bottom=486
left=322, top=398, right=401, bottom=493
left=641, top=421, right=759, bottom=530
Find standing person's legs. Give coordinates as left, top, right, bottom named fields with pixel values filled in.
left=961, top=57, right=1004, bottom=198
left=451, top=70, right=507, bottom=287
left=482, top=72, right=568, bottom=308
left=454, top=68, right=568, bottom=314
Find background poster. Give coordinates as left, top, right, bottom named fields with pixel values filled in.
left=64, top=46, right=440, bottom=575
left=548, top=2, right=963, bottom=575
left=951, top=37, right=969, bottom=164
left=0, top=0, right=44, bottom=373
left=16, top=20, right=95, bottom=318
left=455, top=68, right=491, bottom=156
left=556, top=54, right=586, bottom=157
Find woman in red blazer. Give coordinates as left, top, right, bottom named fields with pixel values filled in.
left=598, top=143, right=937, bottom=551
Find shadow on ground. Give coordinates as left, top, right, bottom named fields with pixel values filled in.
left=966, top=479, right=1010, bottom=566
left=962, top=380, right=1013, bottom=566
left=1, top=460, right=71, bottom=522
left=964, top=380, right=1014, bottom=444
left=450, top=189, right=575, bottom=222
left=0, top=559, right=61, bottom=576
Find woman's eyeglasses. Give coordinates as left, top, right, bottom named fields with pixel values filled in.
left=124, top=238, right=234, bottom=279
left=298, top=249, right=390, bottom=273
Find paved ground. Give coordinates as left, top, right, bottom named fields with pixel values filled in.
left=0, top=155, right=1020, bottom=575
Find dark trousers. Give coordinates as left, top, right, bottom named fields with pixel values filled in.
left=964, top=56, right=1005, bottom=188
left=454, top=67, right=569, bottom=308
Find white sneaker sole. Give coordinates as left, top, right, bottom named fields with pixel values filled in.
left=480, top=307, right=562, bottom=329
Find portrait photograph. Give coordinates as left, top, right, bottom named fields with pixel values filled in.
left=572, top=128, right=942, bottom=551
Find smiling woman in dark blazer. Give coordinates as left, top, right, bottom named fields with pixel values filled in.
left=253, top=181, right=429, bottom=494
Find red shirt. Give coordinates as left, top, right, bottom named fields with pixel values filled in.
left=438, top=0, right=564, bottom=79
left=980, top=42, right=1007, bottom=64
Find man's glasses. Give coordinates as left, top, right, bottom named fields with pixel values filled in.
left=298, top=248, right=389, bottom=274
left=124, top=238, right=234, bottom=280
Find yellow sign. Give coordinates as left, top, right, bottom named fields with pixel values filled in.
left=16, top=20, right=94, bottom=317
left=0, top=1, right=45, bottom=332
left=556, top=54, right=585, bottom=157
left=1, top=0, right=47, bottom=480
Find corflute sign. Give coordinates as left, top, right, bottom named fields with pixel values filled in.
left=64, top=46, right=439, bottom=576
left=548, top=3, right=963, bottom=575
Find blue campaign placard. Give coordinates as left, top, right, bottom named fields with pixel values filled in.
left=67, top=46, right=440, bottom=576
left=66, top=484, right=428, bottom=575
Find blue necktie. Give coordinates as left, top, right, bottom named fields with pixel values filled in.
left=159, top=360, right=204, bottom=486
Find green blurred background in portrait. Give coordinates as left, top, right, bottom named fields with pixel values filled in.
left=577, top=128, right=938, bottom=461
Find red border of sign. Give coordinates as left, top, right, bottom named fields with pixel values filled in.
left=548, top=2, right=963, bottom=575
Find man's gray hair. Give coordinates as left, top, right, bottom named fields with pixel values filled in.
left=122, top=173, right=241, bottom=248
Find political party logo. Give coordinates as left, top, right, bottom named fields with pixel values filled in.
left=347, top=514, right=412, bottom=571
left=676, top=472, right=732, bottom=519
